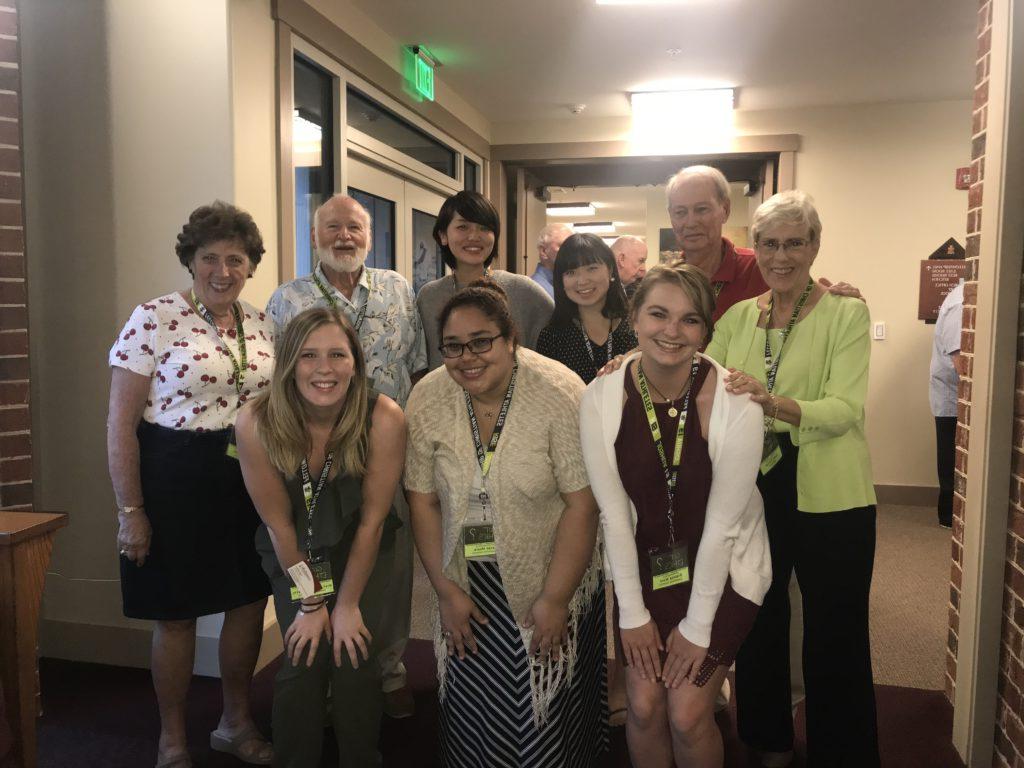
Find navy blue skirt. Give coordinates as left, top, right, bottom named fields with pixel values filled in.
left=120, top=420, right=271, bottom=620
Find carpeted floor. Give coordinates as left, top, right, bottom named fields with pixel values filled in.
left=34, top=502, right=960, bottom=766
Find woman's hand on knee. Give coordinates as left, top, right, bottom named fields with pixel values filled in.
left=438, top=584, right=488, bottom=660
left=284, top=605, right=332, bottom=668
left=619, top=620, right=663, bottom=681
left=331, top=602, right=372, bottom=669
left=663, top=628, right=707, bottom=689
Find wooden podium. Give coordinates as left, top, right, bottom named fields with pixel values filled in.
left=0, top=512, right=68, bottom=768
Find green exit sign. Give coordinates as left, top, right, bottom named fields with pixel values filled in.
left=414, top=55, right=434, bottom=101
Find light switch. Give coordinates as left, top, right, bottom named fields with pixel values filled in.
left=872, top=321, right=886, bottom=340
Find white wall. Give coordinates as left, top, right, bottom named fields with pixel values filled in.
left=494, top=100, right=973, bottom=489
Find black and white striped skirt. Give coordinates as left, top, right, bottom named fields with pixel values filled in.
left=439, top=560, right=608, bottom=768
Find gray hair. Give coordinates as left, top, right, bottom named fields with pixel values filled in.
left=610, top=235, right=646, bottom=255
left=537, top=223, right=573, bottom=249
left=313, top=194, right=372, bottom=233
left=665, top=165, right=730, bottom=206
left=750, top=190, right=823, bottom=244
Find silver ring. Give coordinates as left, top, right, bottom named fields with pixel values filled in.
left=119, top=549, right=127, bottom=555
left=441, top=630, right=452, bottom=639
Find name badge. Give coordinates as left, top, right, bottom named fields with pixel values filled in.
left=760, top=431, right=782, bottom=475
left=649, top=544, right=690, bottom=591
left=463, top=523, right=496, bottom=559
left=289, top=553, right=335, bottom=602
left=225, top=441, right=239, bottom=460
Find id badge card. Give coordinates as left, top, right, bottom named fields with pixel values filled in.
left=649, top=544, right=690, bottom=591
left=463, top=522, right=496, bottom=560
left=289, top=551, right=335, bottom=602
left=760, top=431, right=782, bottom=475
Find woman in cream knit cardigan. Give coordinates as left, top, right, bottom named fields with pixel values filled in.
left=405, top=281, right=607, bottom=767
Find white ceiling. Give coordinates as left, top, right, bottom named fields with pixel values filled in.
left=348, top=0, right=977, bottom=125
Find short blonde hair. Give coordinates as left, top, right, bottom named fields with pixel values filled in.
left=665, top=165, right=730, bottom=206
left=751, top=190, right=823, bottom=245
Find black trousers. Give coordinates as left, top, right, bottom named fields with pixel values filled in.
left=735, top=435, right=880, bottom=767
left=935, top=416, right=956, bottom=526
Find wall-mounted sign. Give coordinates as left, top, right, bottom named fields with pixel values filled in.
left=919, top=238, right=969, bottom=321
left=410, top=46, right=436, bottom=101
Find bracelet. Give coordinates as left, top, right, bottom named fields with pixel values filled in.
left=117, top=505, right=144, bottom=517
left=764, top=395, right=780, bottom=431
left=299, top=599, right=325, bottom=613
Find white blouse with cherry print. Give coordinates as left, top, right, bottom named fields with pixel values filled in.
left=109, top=292, right=274, bottom=432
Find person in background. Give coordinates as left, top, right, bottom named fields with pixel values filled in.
left=266, top=193, right=424, bottom=718
left=417, top=190, right=554, bottom=371
left=611, top=235, right=649, bottom=300
left=581, top=264, right=769, bottom=768
left=536, top=233, right=636, bottom=384
left=107, top=201, right=274, bottom=768
left=706, top=190, right=879, bottom=767
left=406, top=281, right=607, bottom=766
left=930, top=280, right=964, bottom=529
left=531, top=223, right=573, bottom=298
left=236, top=307, right=406, bottom=767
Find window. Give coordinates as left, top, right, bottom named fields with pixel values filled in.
left=347, top=87, right=457, bottom=179
left=293, top=55, right=334, bottom=276
left=348, top=188, right=396, bottom=270
left=464, top=158, right=480, bottom=192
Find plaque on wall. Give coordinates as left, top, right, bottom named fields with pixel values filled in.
left=919, top=259, right=969, bottom=321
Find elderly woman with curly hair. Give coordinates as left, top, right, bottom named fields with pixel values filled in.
left=107, top=202, right=275, bottom=768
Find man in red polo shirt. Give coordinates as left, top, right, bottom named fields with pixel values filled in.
left=666, top=165, right=859, bottom=321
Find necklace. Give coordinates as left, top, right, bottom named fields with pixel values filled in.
left=641, top=363, right=695, bottom=418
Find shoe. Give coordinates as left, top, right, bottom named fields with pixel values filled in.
left=155, top=754, right=191, bottom=768
left=939, top=519, right=953, bottom=529
left=210, top=726, right=273, bottom=765
left=761, top=750, right=794, bottom=768
left=714, top=677, right=731, bottom=713
left=383, top=685, right=416, bottom=719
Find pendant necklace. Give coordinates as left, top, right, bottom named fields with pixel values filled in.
left=644, top=370, right=692, bottom=418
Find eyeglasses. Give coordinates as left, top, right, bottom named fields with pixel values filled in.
left=757, top=237, right=811, bottom=254
left=439, top=334, right=504, bottom=359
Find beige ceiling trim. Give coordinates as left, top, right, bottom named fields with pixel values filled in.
left=273, top=0, right=490, bottom=159
left=490, top=135, right=800, bottom=163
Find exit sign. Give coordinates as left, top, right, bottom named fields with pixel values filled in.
left=414, top=55, right=434, bottom=101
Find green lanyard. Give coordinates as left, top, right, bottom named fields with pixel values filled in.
left=190, top=289, right=247, bottom=393
left=636, top=357, right=700, bottom=545
left=312, top=268, right=373, bottom=332
left=762, top=278, right=814, bottom=396
left=465, top=361, right=518, bottom=479
left=299, top=453, right=333, bottom=562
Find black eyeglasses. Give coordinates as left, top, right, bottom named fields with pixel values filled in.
left=439, top=334, right=504, bottom=359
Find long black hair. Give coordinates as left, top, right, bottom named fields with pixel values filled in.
left=550, top=233, right=629, bottom=326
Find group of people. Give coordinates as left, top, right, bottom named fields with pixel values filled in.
left=108, top=164, right=880, bottom=768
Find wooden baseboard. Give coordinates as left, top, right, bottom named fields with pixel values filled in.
left=875, top=484, right=938, bottom=507
left=40, top=615, right=282, bottom=676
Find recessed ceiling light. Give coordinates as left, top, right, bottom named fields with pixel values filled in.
left=573, top=221, right=616, bottom=235
left=548, top=203, right=596, bottom=217
left=666, top=48, right=682, bottom=56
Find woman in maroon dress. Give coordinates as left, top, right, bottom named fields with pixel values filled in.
left=580, top=264, right=770, bottom=767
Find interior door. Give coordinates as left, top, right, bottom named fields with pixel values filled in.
left=347, top=156, right=447, bottom=291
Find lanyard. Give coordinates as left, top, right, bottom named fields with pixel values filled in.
left=574, top=318, right=613, bottom=365
left=762, top=278, right=814, bottom=395
left=299, top=452, right=334, bottom=561
left=636, top=356, right=701, bottom=545
left=190, top=289, right=247, bottom=394
left=312, top=268, right=373, bottom=332
left=465, top=361, right=518, bottom=479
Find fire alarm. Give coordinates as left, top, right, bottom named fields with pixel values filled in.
left=955, top=167, right=972, bottom=190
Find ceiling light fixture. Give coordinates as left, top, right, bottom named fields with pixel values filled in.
left=573, top=221, right=616, bottom=235
left=597, top=0, right=694, bottom=5
left=630, top=88, right=735, bottom=153
left=547, top=202, right=596, bottom=217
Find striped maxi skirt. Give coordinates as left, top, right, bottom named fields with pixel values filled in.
left=439, top=560, right=608, bottom=768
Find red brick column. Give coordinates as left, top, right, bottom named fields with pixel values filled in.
left=0, top=1, right=29, bottom=511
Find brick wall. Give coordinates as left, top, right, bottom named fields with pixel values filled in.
left=0, top=0, right=29, bottom=511
left=949, top=0, right=1024, bottom=765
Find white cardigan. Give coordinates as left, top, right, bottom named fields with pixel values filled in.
left=579, top=353, right=772, bottom=648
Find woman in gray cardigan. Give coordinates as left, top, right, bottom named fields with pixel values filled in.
left=416, top=191, right=553, bottom=370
